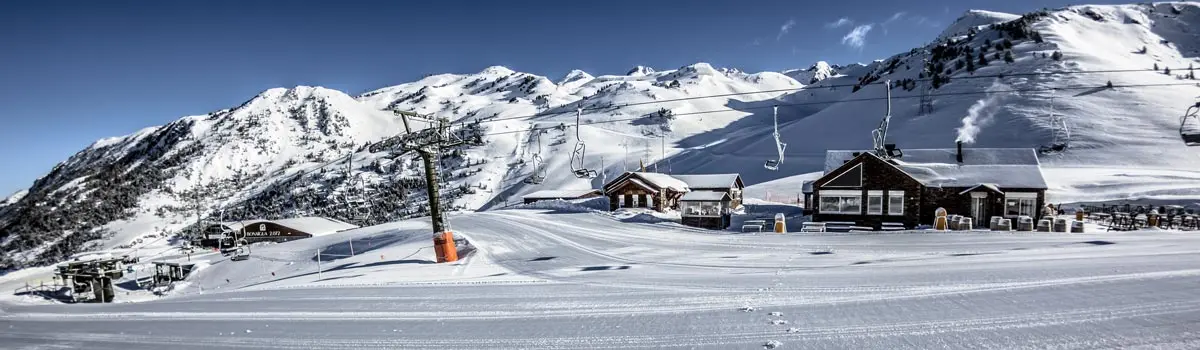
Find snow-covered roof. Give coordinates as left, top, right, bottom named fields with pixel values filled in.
left=523, top=189, right=601, bottom=199
left=631, top=172, right=690, bottom=192
left=672, top=174, right=741, bottom=189
left=219, top=217, right=359, bottom=237
left=680, top=191, right=730, bottom=201
left=824, top=148, right=1047, bottom=189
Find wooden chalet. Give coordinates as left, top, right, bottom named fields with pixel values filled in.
left=522, top=189, right=603, bottom=204
left=805, top=142, right=1048, bottom=230
left=603, top=172, right=690, bottom=211
left=603, top=172, right=745, bottom=214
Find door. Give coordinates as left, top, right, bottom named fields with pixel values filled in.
left=971, top=196, right=988, bottom=225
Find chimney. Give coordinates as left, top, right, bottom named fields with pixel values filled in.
left=956, top=141, right=964, bottom=163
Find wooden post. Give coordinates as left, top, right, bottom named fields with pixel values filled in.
left=316, top=249, right=323, bottom=280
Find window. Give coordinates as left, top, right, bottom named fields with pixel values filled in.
left=1004, top=193, right=1037, bottom=217
left=682, top=201, right=722, bottom=217
left=819, top=192, right=861, bottom=214
left=867, top=191, right=883, bottom=215
left=888, top=191, right=905, bottom=215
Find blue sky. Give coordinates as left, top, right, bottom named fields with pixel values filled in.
left=0, top=0, right=1125, bottom=195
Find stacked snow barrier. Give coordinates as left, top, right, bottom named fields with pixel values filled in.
left=1053, top=218, right=1069, bottom=233
left=959, top=217, right=973, bottom=230
left=1036, top=219, right=1052, bottom=232
left=996, top=218, right=1013, bottom=231
left=989, top=216, right=1004, bottom=230
left=1017, top=216, right=1034, bottom=231
left=1071, top=221, right=1085, bottom=233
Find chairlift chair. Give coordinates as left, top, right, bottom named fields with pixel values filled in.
left=1182, top=102, right=1200, bottom=146
left=523, top=127, right=547, bottom=184
left=764, top=105, right=787, bottom=171
left=569, top=107, right=600, bottom=178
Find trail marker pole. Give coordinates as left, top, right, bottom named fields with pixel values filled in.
left=316, top=249, right=323, bottom=280
left=349, top=238, right=355, bottom=256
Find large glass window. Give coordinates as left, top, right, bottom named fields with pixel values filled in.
left=888, top=192, right=905, bottom=215
left=867, top=194, right=883, bottom=215
left=1005, top=196, right=1036, bottom=217
left=682, top=201, right=722, bottom=216
left=819, top=195, right=861, bottom=214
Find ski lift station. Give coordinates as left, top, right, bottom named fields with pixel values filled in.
left=198, top=217, right=359, bottom=248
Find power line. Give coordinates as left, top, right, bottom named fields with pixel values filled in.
left=470, top=67, right=1190, bottom=125
left=476, top=81, right=1199, bottom=138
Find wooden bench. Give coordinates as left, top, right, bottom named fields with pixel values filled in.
left=800, top=222, right=826, bottom=232
left=880, top=222, right=906, bottom=231
left=824, top=221, right=856, bottom=232
left=742, top=220, right=767, bottom=232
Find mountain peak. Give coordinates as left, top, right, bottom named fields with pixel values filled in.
left=479, top=65, right=516, bottom=76
left=939, top=9, right=1021, bottom=40
left=626, top=65, right=656, bottom=76
left=558, top=69, right=594, bottom=85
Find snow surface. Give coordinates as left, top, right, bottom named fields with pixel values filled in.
left=522, top=189, right=601, bottom=199
left=3, top=209, right=1200, bottom=349
left=671, top=173, right=740, bottom=189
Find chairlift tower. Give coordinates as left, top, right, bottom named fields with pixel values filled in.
left=369, top=110, right=474, bottom=241
left=918, top=85, right=934, bottom=116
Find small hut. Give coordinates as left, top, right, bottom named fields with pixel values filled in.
left=680, top=191, right=733, bottom=229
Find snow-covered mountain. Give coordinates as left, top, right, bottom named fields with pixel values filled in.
left=783, top=61, right=840, bottom=84
left=4, top=2, right=1200, bottom=269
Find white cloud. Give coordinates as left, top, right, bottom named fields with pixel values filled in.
left=826, top=17, right=853, bottom=29
left=777, top=19, right=797, bottom=41
left=881, top=12, right=906, bottom=35
left=841, top=24, right=874, bottom=49
left=748, top=38, right=763, bottom=46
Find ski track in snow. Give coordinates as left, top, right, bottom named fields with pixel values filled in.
left=4, top=210, right=1200, bottom=349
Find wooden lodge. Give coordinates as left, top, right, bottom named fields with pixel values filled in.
left=603, top=172, right=744, bottom=229
left=803, top=142, right=1048, bottom=230
left=199, top=217, right=359, bottom=248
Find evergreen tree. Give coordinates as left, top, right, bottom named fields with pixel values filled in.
left=1004, top=51, right=1015, bottom=63
left=1154, top=63, right=1160, bottom=71
left=1106, top=80, right=1114, bottom=89
left=978, top=52, right=989, bottom=66
left=994, top=52, right=1001, bottom=60
left=1165, top=67, right=1171, bottom=75
left=995, top=43, right=1005, bottom=51
left=1051, top=51, right=1063, bottom=61
left=966, top=58, right=976, bottom=72
left=1002, top=39, right=1014, bottom=49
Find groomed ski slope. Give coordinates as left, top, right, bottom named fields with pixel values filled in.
left=3, top=209, right=1199, bottom=349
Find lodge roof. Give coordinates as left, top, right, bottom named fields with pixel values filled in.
left=823, top=148, right=1047, bottom=189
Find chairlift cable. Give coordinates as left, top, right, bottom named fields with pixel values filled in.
left=474, top=67, right=1194, bottom=125
left=478, top=81, right=1198, bottom=138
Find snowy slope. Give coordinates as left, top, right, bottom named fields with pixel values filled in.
left=3, top=210, right=1200, bottom=348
